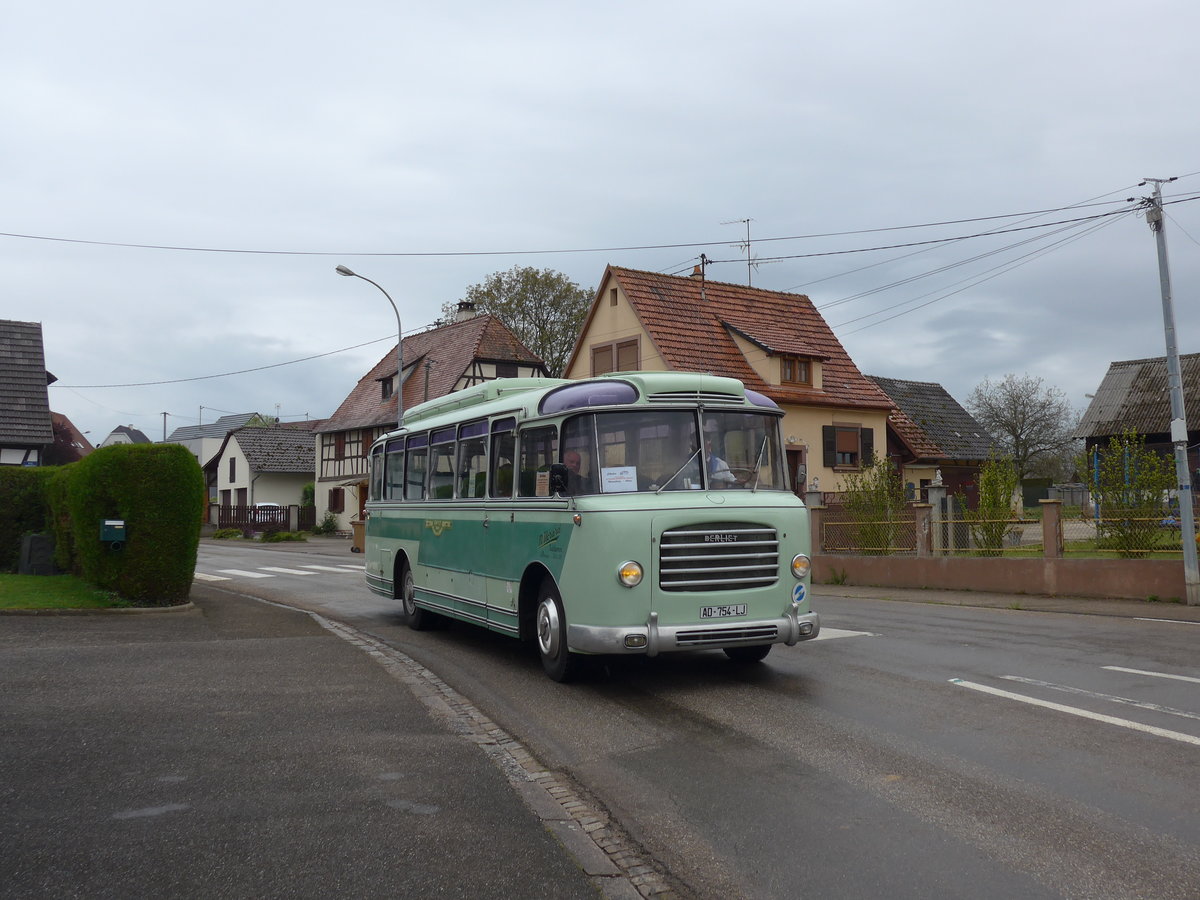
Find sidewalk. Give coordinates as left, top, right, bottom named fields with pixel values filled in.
left=0, top=586, right=644, bottom=899
left=815, top=582, right=1200, bottom=621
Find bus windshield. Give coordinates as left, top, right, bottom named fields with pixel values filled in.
left=560, top=409, right=787, bottom=493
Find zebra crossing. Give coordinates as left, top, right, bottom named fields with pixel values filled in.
left=193, top=563, right=364, bottom=583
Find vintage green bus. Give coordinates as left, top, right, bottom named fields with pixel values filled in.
left=364, top=371, right=820, bottom=681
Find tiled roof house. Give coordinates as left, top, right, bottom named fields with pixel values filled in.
left=0, top=319, right=54, bottom=467
left=208, top=421, right=320, bottom=508
left=315, top=312, right=546, bottom=527
left=867, top=375, right=994, bottom=505
left=563, top=266, right=895, bottom=493
left=1077, top=352, right=1200, bottom=477
left=99, top=425, right=154, bottom=447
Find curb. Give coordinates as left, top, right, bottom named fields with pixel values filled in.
left=0, top=602, right=196, bottom=616
left=312, top=614, right=681, bottom=899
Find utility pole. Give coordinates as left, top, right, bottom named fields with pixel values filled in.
left=1143, top=177, right=1199, bottom=605
left=161, top=412, right=168, bottom=442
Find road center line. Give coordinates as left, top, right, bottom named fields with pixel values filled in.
left=302, top=565, right=358, bottom=573
left=259, top=566, right=318, bottom=576
left=949, top=679, right=1200, bottom=748
left=813, top=627, right=876, bottom=641
left=1103, top=665, right=1200, bottom=685
left=999, top=675, right=1200, bottom=722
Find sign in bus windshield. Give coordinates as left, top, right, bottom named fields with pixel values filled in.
left=363, top=373, right=819, bottom=682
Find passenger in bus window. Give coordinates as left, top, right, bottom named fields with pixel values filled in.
left=563, top=449, right=593, bottom=494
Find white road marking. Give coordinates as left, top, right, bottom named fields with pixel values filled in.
left=216, top=569, right=275, bottom=579
left=1103, top=665, right=1200, bottom=685
left=259, top=566, right=317, bottom=576
left=949, top=679, right=1200, bottom=747
left=192, top=572, right=231, bottom=582
left=813, top=627, right=876, bottom=641
left=338, top=564, right=364, bottom=570
left=1134, top=617, right=1200, bottom=626
left=1000, top=675, right=1200, bottom=723
left=302, top=565, right=359, bottom=573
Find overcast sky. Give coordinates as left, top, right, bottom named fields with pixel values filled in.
left=6, top=0, right=1199, bottom=444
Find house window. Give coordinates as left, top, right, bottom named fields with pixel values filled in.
left=381, top=378, right=393, bottom=400
left=228, top=457, right=236, bottom=482
left=591, top=339, right=639, bottom=375
left=822, top=424, right=874, bottom=470
left=328, top=487, right=345, bottom=513
left=780, top=356, right=811, bottom=386
left=609, top=288, right=618, bottom=306
left=495, top=361, right=517, bottom=378
left=335, top=433, right=346, bottom=460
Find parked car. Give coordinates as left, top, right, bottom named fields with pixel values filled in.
left=252, top=502, right=284, bottom=525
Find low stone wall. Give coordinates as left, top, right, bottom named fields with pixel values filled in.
left=812, top=554, right=1187, bottom=602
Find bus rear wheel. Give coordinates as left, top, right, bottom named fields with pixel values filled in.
left=536, top=581, right=582, bottom=683
left=724, top=645, right=772, bottom=663
left=399, top=564, right=436, bottom=631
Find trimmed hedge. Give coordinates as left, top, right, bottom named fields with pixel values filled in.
left=65, top=443, right=205, bottom=605
left=0, top=466, right=54, bottom=572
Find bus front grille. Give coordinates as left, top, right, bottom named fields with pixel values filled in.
left=659, top=522, right=779, bottom=592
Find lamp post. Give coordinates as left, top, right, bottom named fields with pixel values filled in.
left=335, top=265, right=404, bottom=430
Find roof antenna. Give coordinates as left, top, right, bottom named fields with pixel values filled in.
left=721, top=217, right=755, bottom=286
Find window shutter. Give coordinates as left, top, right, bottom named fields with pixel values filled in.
left=861, top=428, right=874, bottom=466
left=822, top=426, right=835, bottom=468
left=592, top=345, right=614, bottom=376
left=328, top=487, right=344, bottom=513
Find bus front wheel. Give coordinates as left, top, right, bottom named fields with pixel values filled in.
left=536, top=581, right=581, bottom=682
left=399, top=564, right=436, bottom=631
left=724, top=645, right=772, bottom=663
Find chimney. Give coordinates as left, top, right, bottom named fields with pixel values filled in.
left=691, top=265, right=704, bottom=279
left=455, top=301, right=477, bottom=322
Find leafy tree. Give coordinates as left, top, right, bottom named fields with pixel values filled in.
left=1078, top=430, right=1175, bottom=558
left=959, top=454, right=1021, bottom=557
left=967, top=374, right=1079, bottom=481
left=442, top=266, right=592, bottom=377
left=841, top=457, right=906, bottom=555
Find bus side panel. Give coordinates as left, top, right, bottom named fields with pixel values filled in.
left=484, top=508, right=573, bottom=635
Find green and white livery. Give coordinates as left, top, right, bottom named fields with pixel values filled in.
left=364, top=371, right=820, bottom=681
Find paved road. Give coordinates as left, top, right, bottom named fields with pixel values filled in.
left=187, top=538, right=1200, bottom=898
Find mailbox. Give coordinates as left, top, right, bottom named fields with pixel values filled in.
left=100, top=519, right=126, bottom=548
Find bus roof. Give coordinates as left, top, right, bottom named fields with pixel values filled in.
left=383, top=371, right=775, bottom=442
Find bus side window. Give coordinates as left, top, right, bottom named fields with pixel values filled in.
left=370, top=446, right=384, bottom=501
left=405, top=434, right=428, bottom=500
left=385, top=443, right=405, bottom=500
left=429, top=427, right=456, bottom=500
left=490, top=423, right=516, bottom=499
left=518, top=425, right=558, bottom=497
left=456, top=425, right=488, bottom=499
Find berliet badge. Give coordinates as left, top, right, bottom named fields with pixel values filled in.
left=704, top=532, right=738, bottom=543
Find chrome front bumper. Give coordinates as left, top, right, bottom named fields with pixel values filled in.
left=567, top=602, right=820, bottom=657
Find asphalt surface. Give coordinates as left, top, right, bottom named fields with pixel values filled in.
left=0, top=583, right=650, bottom=900
left=3, top=540, right=1198, bottom=899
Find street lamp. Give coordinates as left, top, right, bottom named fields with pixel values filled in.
left=335, top=265, right=404, bottom=430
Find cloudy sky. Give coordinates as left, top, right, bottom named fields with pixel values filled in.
left=6, top=0, right=1199, bottom=444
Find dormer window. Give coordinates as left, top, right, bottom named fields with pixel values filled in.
left=781, top=355, right=811, bottom=386
left=381, top=377, right=394, bottom=400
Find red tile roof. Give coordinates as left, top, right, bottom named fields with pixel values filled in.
left=581, top=267, right=892, bottom=412
left=321, top=314, right=544, bottom=432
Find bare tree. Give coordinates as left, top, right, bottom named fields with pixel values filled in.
left=966, top=374, right=1079, bottom=481
left=442, top=266, right=593, bottom=377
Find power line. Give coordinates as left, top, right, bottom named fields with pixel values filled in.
left=0, top=198, right=1166, bottom=260
left=52, top=332, right=400, bottom=389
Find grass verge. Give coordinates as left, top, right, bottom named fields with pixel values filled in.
left=0, top=574, right=129, bottom=610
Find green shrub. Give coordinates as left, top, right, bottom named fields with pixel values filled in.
left=212, top=528, right=243, bottom=540
left=310, top=511, right=339, bottom=535
left=1078, top=430, right=1175, bottom=558
left=260, top=531, right=307, bottom=543
left=65, top=443, right=205, bottom=605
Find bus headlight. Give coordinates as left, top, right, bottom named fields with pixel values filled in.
left=790, top=554, right=811, bottom=580
left=617, top=561, right=644, bottom=587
